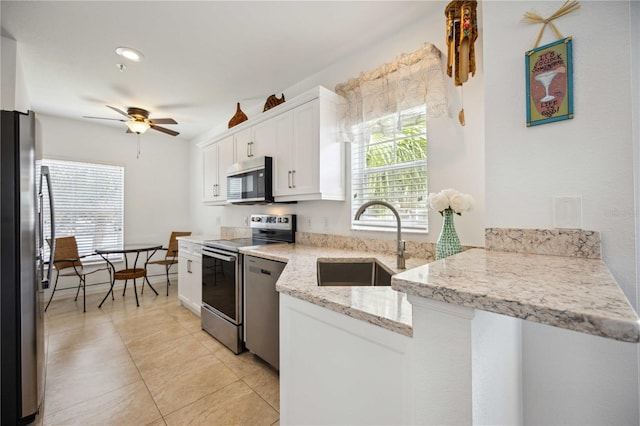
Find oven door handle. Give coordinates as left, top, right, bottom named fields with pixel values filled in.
left=202, top=248, right=237, bottom=262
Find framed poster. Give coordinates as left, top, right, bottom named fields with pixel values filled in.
left=525, top=37, right=573, bottom=127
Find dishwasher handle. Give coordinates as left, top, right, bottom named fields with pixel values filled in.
left=247, top=264, right=277, bottom=276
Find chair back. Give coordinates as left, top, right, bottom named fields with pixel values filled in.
left=48, top=236, right=81, bottom=271
left=166, top=231, right=191, bottom=260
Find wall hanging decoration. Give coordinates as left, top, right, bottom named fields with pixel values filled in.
left=522, top=0, right=580, bottom=126
left=263, top=93, right=285, bottom=112
left=445, top=0, right=478, bottom=126
left=525, top=37, right=573, bottom=126
left=228, top=102, right=248, bottom=128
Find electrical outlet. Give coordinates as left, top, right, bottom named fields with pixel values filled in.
left=323, top=217, right=329, bottom=229
left=215, top=216, right=221, bottom=225
left=243, top=216, right=249, bottom=226
left=553, top=196, right=582, bottom=229
left=307, top=217, right=312, bottom=228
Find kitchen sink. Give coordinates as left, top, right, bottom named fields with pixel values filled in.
left=316, top=259, right=392, bottom=287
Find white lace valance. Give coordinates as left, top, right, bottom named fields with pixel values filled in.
left=334, top=42, right=448, bottom=140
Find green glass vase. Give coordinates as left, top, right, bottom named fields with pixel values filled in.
left=436, top=208, right=461, bottom=260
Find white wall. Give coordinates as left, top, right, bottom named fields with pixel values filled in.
left=631, top=1, right=640, bottom=420
left=484, top=0, right=636, bottom=305
left=1, top=35, right=30, bottom=112
left=484, top=1, right=639, bottom=424
left=190, top=1, right=486, bottom=248
left=40, top=114, right=191, bottom=243
left=39, top=114, right=191, bottom=291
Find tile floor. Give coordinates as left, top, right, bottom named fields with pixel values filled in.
left=40, top=280, right=280, bottom=426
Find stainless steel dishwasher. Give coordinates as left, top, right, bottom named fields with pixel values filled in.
left=244, top=255, right=286, bottom=370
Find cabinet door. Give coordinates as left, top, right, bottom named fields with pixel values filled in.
left=235, top=121, right=276, bottom=162
left=274, top=111, right=294, bottom=196
left=178, top=253, right=202, bottom=316
left=251, top=119, right=276, bottom=159
left=202, top=144, right=219, bottom=202
left=289, top=100, right=319, bottom=196
left=234, top=127, right=253, bottom=162
left=216, top=136, right=235, bottom=202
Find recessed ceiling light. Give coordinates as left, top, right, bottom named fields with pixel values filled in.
left=115, top=47, right=144, bottom=62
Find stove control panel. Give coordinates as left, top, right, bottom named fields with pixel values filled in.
left=250, top=214, right=295, bottom=230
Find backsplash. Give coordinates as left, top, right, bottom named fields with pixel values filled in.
left=295, top=231, right=440, bottom=261
left=223, top=227, right=600, bottom=260
left=220, top=226, right=251, bottom=239
left=485, top=228, right=601, bottom=259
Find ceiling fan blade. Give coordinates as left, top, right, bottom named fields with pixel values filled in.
left=150, top=124, right=179, bottom=136
left=83, top=116, right=126, bottom=122
left=106, top=105, right=131, bottom=118
left=150, top=118, right=177, bottom=125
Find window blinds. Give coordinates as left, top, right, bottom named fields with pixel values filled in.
left=351, top=105, right=428, bottom=231
left=41, top=159, right=124, bottom=262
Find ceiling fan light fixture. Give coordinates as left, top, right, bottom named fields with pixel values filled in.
left=126, top=120, right=150, bottom=134
left=115, top=46, right=144, bottom=62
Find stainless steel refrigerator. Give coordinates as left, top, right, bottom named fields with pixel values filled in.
left=1, top=110, right=54, bottom=424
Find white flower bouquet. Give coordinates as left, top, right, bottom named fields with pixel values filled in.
left=427, top=188, right=475, bottom=216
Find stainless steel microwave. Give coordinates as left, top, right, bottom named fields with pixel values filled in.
left=226, top=156, right=273, bottom=204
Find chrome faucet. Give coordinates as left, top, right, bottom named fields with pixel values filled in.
left=354, top=201, right=406, bottom=269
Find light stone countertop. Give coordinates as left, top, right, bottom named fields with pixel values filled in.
left=392, top=248, right=640, bottom=342
left=240, top=244, right=432, bottom=337
left=176, top=234, right=219, bottom=245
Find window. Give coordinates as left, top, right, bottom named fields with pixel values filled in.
left=41, top=159, right=124, bottom=262
left=351, top=105, right=428, bottom=231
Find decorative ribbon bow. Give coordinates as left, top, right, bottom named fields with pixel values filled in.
left=522, top=0, right=581, bottom=48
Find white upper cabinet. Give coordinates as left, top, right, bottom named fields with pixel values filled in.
left=199, top=86, right=345, bottom=204
left=235, top=119, right=276, bottom=163
left=274, top=94, right=344, bottom=202
left=202, top=135, right=234, bottom=204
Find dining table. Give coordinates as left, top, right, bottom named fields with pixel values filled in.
left=95, top=243, right=162, bottom=308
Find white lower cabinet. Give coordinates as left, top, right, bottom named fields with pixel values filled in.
left=178, top=241, right=202, bottom=316
left=279, top=294, right=411, bottom=425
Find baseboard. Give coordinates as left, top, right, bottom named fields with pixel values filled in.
left=178, top=295, right=202, bottom=317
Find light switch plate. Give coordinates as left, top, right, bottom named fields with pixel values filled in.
left=553, top=196, right=582, bottom=229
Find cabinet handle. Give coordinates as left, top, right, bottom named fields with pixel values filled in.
left=187, top=259, right=192, bottom=273
left=212, top=185, right=216, bottom=197
left=250, top=141, right=254, bottom=157
left=292, top=170, right=296, bottom=188
left=288, top=170, right=292, bottom=188
left=247, top=141, right=254, bottom=158
left=213, top=184, right=218, bottom=197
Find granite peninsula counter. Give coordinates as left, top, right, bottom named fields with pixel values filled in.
left=240, top=243, right=431, bottom=336
left=392, top=248, right=640, bottom=342
left=256, top=230, right=640, bottom=425
left=241, top=242, right=640, bottom=342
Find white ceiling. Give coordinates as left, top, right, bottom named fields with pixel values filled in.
left=1, top=1, right=441, bottom=141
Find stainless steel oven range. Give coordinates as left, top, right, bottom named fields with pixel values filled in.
left=201, top=214, right=296, bottom=354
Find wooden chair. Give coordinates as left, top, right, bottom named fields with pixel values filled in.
left=45, top=236, right=110, bottom=313
left=145, top=231, right=192, bottom=295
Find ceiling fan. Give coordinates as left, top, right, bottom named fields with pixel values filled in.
left=84, top=106, right=180, bottom=136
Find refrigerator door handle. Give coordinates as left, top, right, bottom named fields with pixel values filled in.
left=39, top=165, right=55, bottom=289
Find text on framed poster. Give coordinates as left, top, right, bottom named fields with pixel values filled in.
left=525, top=37, right=573, bottom=127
